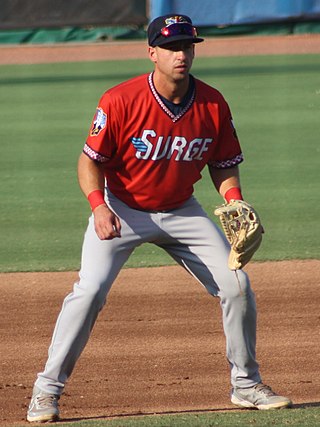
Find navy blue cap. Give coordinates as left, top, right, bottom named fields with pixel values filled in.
left=148, top=14, right=204, bottom=47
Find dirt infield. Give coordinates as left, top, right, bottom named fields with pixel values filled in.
left=1, top=261, right=320, bottom=425
left=0, top=35, right=319, bottom=424
left=0, top=33, right=320, bottom=64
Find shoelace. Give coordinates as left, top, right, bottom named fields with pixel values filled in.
left=36, top=394, right=58, bottom=408
left=254, top=383, right=276, bottom=397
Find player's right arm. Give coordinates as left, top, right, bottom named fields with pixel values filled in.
left=77, top=152, right=121, bottom=240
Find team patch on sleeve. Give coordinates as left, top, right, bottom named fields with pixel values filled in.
left=90, top=107, right=107, bottom=136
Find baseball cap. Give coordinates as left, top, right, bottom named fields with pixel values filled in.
left=147, top=14, right=204, bottom=47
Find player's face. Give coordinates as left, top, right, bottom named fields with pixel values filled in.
left=149, top=41, right=195, bottom=82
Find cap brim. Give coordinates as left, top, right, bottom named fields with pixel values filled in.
left=152, top=35, right=204, bottom=47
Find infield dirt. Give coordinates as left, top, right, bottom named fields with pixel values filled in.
left=0, top=35, right=319, bottom=424
left=1, top=261, right=320, bottom=425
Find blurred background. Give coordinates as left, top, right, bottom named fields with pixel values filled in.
left=0, top=0, right=320, bottom=44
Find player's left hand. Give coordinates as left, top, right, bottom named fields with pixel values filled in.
left=214, top=200, right=264, bottom=270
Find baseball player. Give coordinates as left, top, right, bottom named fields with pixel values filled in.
left=27, top=14, right=292, bottom=422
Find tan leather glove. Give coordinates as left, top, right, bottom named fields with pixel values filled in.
left=214, top=200, right=264, bottom=270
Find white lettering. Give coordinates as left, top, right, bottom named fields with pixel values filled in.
left=183, top=138, right=202, bottom=161
left=133, top=130, right=214, bottom=162
left=194, top=138, right=213, bottom=160
left=152, top=136, right=171, bottom=160
left=136, top=130, right=155, bottom=159
left=167, top=137, right=187, bottom=160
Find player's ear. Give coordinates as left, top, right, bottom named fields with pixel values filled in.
left=148, top=46, right=157, bottom=64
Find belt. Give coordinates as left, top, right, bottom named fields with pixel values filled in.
left=133, top=207, right=174, bottom=214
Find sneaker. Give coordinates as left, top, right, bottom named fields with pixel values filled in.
left=231, top=383, right=292, bottom=410
left=27, top=386, right=60, bottom=423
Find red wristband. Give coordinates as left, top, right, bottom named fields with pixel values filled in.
left=224, top=187, right=243, bottom=203
left=87, top=190, right=105, bottom=211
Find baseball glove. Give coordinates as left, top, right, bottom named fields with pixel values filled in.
left=214, top=199, right=264, bottom=270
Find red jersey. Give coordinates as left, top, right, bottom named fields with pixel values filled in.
left=83, top=73, right=243, bottom=211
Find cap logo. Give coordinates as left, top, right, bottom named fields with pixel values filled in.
left=164, top=16, right=188, bottom=25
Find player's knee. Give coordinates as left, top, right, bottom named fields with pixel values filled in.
left=73, top=278, right=110, bottom=309
left=222, top=270, right=252, bottom=299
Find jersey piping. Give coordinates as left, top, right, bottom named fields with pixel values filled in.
left=83, top=143, right=110, bottom=163
left=148, top=72, right=195, bottom=123
left=211, top=153, right=244, bottom=169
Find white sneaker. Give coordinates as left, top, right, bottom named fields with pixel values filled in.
left=231, top=383, right=292, bottom=410
left=27, top=386, right=60, bottom=422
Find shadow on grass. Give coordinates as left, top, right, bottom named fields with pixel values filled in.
left=1, top=61, right=319, bottom=86
left=63, top=406, right=239, bottom=423
left=62, top=402, right=320, bottom=423
left=293, top=401, right=320, bottom=409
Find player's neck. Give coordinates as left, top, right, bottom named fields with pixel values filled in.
left=153, top=72, right=190, bottom=104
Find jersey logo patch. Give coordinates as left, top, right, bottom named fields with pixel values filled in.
left=90, top=108, right=107, bottom=136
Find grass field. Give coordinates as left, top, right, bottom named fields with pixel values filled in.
left=0, top=53, right=319, bottom=272
left=14, top=406, right=320, bottom=427
left=1, top=53, right=319, bottom=426
left=0, top=51, right=320, bottom=271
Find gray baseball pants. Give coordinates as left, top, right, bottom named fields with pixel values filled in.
left=35, top=191, right=261, bottom=395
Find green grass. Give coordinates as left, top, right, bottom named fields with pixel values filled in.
left=0, top=54, right=319, bottom=272
left=14, top=406, right=320, bottom=427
